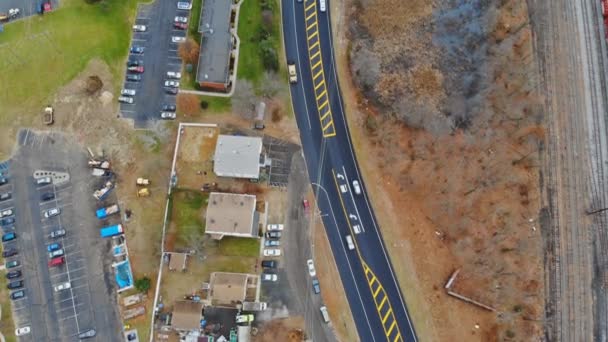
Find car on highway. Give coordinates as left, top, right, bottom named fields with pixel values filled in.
left=15, top=326, right=30, bottom=336
left=174, top=16, right=188, bottom=23
left=41, top=192, right=55, bottom=201
left=306, top=259, right=316, bottom=277
left=48, top=249, right=64, bottom=259
left=10, top=290, right=24, bottom=300
left=351, top=180, right=361, bottom=195
left=121, top=89, right=136, bottom=96
left=166, top=71, right=182, bottom=79
left=0, top=178, right=7, bottom=186
left=0, top=192, right=11, bottom=201
left=345, top=235, right=355, bottom=250
left=127, top=74, right=142, bottom=82
left=128, top=66, right=144, bottom=73
left=6, top=260, right=19, bottom=269
left=165, top=87, right=178, bottom=95
left=266, top=231, right=281, bottom=239
left=0, top=208, right=13, bottom=218
left=319, top=0, right=326, bottom=11
left=261, top=260, right=277, bottom=269
left=6, top=270, right=21, bottom=279
left=2, top=232, right=16, bottom=242
left=173, top=22, right=187, bottom=30
left=164, top=80, right=180, bottom=88
left=47, top=243, right=61, bottom=252
left=0, top=217, right=15, bottom=226
left=36, top=176, right=52, bottom=185
left=44, top=207, right=60, bottom=218
left=127, top=59, right=143, bottom=67
left=312, top=278, right=320, bottom=294
left=171, top=36, right=186, bottom=43
left=54, top=281, right=71, bottom=292
left=320, top=306, right=330, bottom=323
left=118, top=96, right=134, bottom=104
left=353, top=224, right=361, bottom=234
left=162, top=104, right=176, bottom=112
left=267, top=224, right=284, bottom=231
left=235, top=314, right=254, bottom=324
left=302, top=199, right=310, bottom=212
left=160, top=112, right=176, bottom=120
left=288, top=62, right=297, bottom=84
left=130, top=46, right=145, bottom=54
left=7, top=280, right=23, bottom=290
left=48, top=256, right=65, bottom=267
left=264, top=239, right=280, bottom=247
left=78, top=329, right=96, bottom=339
left=50, top=229, right=66, bottom=239
left=132, top=24, right=147, bottom=32
left=2, top=248, right=17, bottom=258
left=261, top=273, right=278, bottom=282
left=177, top=2, right=192, bottom=10
left=263, top=249, right=281, bottom=257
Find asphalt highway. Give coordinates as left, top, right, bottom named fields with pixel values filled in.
left=281, top=0, right=418, bottom=341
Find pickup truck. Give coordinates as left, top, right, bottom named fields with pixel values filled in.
left=95, top=204, right=119, bottom=219
left=100, top=224, right=124, bottom=238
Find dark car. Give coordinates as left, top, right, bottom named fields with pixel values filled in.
left=6, top=270, right=21, bottom=279
left=130, top=46, right=144, bottom=54
left=10, top=290, right=24, bottom=300
left=165, top=87, right=178, bottom=95
left=41, top=192, right=55, bottom=201
left=2, top=232, right=16, bottom=242
left=0, top=178, right=7, bottom=185
left=0, top=192, right=10, bottom=201
left=127, top=59, right=142, bottom=67
left=312, top=278, right=320, bottom=294
left=162, top=104, right=176, bottom=112
left=126, top=74, right=142, bottom=82
left=127, top=332, right=137, bottom=341
left=7, top=280, right=23, bottom=290
left=2, top=248, right=17, bottom=258
left=266, top=231, right=282, bottom=239
left=261, top=260, right=277, bottom=268
left=0, top=217, right=15, bottom=226
left=5, top=260, right=19, bottom=269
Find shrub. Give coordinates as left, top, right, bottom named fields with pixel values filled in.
left=135, top=277, right=151, bottom=293
left=200, top=101, right=209, bottom=110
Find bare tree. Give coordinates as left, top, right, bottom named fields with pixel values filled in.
left=350, top=45, right=380, bottom=92
left=231, top=80, right=257, bottom=120
left=177, top=94, right=200, bottom=116
left=85, top=75, right=103, bottom=95
left=258, top=71, right=285, bottom=98
left=178, top=39, right=200, bottom=66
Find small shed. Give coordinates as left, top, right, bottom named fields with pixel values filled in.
left=169, top=253, right=188, bottom=272
left=253, top=102, right=266, bottom=130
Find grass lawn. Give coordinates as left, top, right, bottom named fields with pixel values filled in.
left=218, top=237, right=260, bottom=257
left=200, top=96, right=232, bottom=112
left=0, top=0, right=138, bottom=123
left=171, top=189, right=207, bottom=248
left=0, top=272, right=16, bottom=342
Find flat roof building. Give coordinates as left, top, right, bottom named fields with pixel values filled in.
left=196, top=0, right=234, bottom=92
left=205, top=192, right=259, bottom=239
left=213, top=135, right=263, bottom=179
left=208, top=272, right=258, bottom=307
left=172, top=301, right=204, bottom=332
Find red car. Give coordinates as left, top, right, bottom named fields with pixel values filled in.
left=48, top=256, right=65, bottom=267
left=128, top=66, right=144, bottom=73
left=173, top=22, right=187, bottom=30
left=303, top=199, right=310, bottom=213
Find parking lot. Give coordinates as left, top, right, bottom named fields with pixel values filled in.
left=1, top=130, right=121, bottom=341
left=120, top=0, right=190, bottom=127
left=264, top=136, right=300, bottom=187
left=0, top=0, right=57, bottom=21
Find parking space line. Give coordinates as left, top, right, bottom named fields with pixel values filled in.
left=59, top=315, right=76, bottom=322
left=68, top=275, right=89, bottom=283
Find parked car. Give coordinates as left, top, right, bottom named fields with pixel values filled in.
left=312, top=278, right=320, bottom=294
left=173, top=22, right=187, bottom=30
left=307, top=259, right=316, bottom=277
left=164, top=80, right=180, bottom=88
left=174, top=16, right=188, bottom=23
left=118, top=96, right=134, bottom=104
left=2, top=232, right=16, bottom=242
left=177, top=2, right=192, bottom=10
left=127, top=59, right=142, bottom=67
left=263, top=249, right=281, bottom=257
left=78, top=329, right=96, bottom=339
left=15, top=326, right=30, bottom=336
left=0, top=192, right=11, bottom=201
left=261, top=273, right=278, bottom=282
left=54, top=281, right=71, bottom=292
left=261, top=260, right=277, bottom=268
left=36, top=176, right=52, bottom=185
left=352, top=180, right=361, bottom=195
left=44, top=208, right=60, bottom=218
left=0, top=178, right=7, bottom=185
left=0, top=208, right=13, bottom=218
left=10, top=290, right=25, bottom=300
left=121, top=89, right=136, bottom=96
left=128, top=66, right=144, bottom=73
left=126, top=74, right=142, bottom=82
left=162, top=104, right=176, bottom=112
left=165, top=87, right=178, bottom=95
left=172, top=36, right=186, bottom=43
left=266, top=231, right=282, bottom=239
left=48, top=249, right=64, bottom=259
left=50, top=229, right=66, bottom=239
left=6, top=260, right=19, bottom=269
left=166, top=71, right=182, bottom=79
left=127, top=332, right=137, bottom=341
left=48, top=256, right=65, bottom=267
left=6, top=270, right=21, bottom=279
left=132, top=24, right=147, bottom=32
left=264, top=239, right=280, bottom=247
left=236, top=314, right=254, bottom=323
left=2, top=248, right=17, bottom=258
left=41, top=192, right=55, bottom=201
left=0, top=217, right=15, bottom=226
left=160, top=112, right=176, bottom=120
left=130, top=46, right=144, bottom=54
left=7, top=280, right=23, bottom=290
left=288, top=62, right=297, bottom=84
left=267, top=224, right=284, bottom=231
left=47, top=243, right=61, bottom=252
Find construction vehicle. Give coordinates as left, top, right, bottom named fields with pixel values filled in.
left=137, top=188, right=150, bottom=197
left=43, top=106, right=54, bottom=125
left=100, top=224, right=124, bottom=238
left=88, top=159, right=110, bottom=169
left=136, top=178, right=150, bottom=186
left=96, top=204, right=119, bottom=219
left=93, top=181, right=114, bottom=200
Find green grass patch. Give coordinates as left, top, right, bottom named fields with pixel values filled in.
left=0, top=0, right=139, bottom=122
left=0, top=274, right=16, bottom=342
left=200, top=96, right=232, bottom=112
left=218, top=237, right=260, bottom=257
left=188, top=0, right=203, bottom=43
left=172, top=189, right=207, bottom=247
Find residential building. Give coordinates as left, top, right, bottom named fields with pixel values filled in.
left=213, top=135, right=264, bottom=179
left=205, top=192, right=259, bottom=240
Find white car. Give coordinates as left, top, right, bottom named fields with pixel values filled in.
left=263, top=249, right=281, bottom=257
left=118, top=96, right=134, bottom=104
left=166, top=71, right=182, bottom=79
left=177, top=2, right=192, bottom=10
left=0, top=209, right=13, bottom=218
left=160, top=112, right=176, bottom=120
left=54, top=282, right=71, bottom=292
left=352, top=180, right=361, bottom=195
left=44, top=208, right=61, bottom=218
left=172, top=36, right=186, bottom=43
left=261, top=273, right=278, bottom=282
left=353, top=224, right=361, bottom=234
left=307, top=259, right=316, bottom=277
left=121, top=89, right=136, bottom=96
left=133, top=25, right=147, bottom=32
left=48, top=249, right=64, bottom=258
left=15, top=326, right=31, bottom=336
left=164, top=80, right=180, bottom=88
left=288, top=63, right=297, bottom=84
left=37, top=176, right=52, bottom=185
left=174, top=16, right=188, bottom=23
left=345, top=235, right=355, bottom=250
left=267, top=224, right=284, bottom=231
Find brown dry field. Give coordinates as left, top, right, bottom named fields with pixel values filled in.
left=333, top=0, right=544, bottom=341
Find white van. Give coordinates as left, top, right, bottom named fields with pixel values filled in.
left=319, top=0, right=326, bottom=12
left=352, top=180, right=361, bottom=195
left=320, top=306, right=330, bottom=323
left=345, top=235, right=355, bottom=250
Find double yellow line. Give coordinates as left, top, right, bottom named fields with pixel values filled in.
left=331, top=170, right=402, bottom=341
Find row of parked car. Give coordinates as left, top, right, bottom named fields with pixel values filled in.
left=260, top=224, right=284, bottom=282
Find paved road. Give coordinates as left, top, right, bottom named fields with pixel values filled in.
left=0, top=0, right=58, bottom=20
left=281, top=0, right=417, bottom=341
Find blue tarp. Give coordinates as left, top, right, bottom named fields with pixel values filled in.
left=115, top=260, right=134, bottom=289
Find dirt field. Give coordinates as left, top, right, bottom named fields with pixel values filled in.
left=333, top=0, right=544, bottom=340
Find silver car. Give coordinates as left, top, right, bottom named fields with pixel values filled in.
left=121, top=89, right=136, bottom=96
left=118, top=96, right=134, bottom=104
left=160, top=112, right=176, bottom=120
left=164, top=80, right=180, bottom=88
left=44, top=208, right=60, bottom=218
left=48, top=249, right=64, bottom=259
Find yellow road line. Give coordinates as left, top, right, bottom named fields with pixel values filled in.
left=311, top=59, right=322, bottom=72
left=394, top=333, right=402, bottom=342
left=307, top=20, right=317, bottom=32
left=369, top=275, right=378, bottom=287
left=318, top=99, right=329, bottom=111
left=308, top=30, right=319, bottom=41
left=316, top=90, right=326, bottom=101
left=305, top=1, right=315, bottom=11
left=322, top=119, right=334, bottom=131
left=314, top=79, right=325, bottom=91
left=387, top=320, right=397, bottom=336
left=323, top=131, right=336, bottom=138
left=310, top=49, right=321, bottom=60
left=373, top=285, right=382, bottom=298
left=378, top=295, right=388, bottom=311
left=313, top=69, right=323, bottom=81
left=382, top=308, right=392, bottom=324
left=306, top=10, right=316, bottom=21
left=320, top=109, right=331, bottom=121
left=308, top=40, right=320, bottom=51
